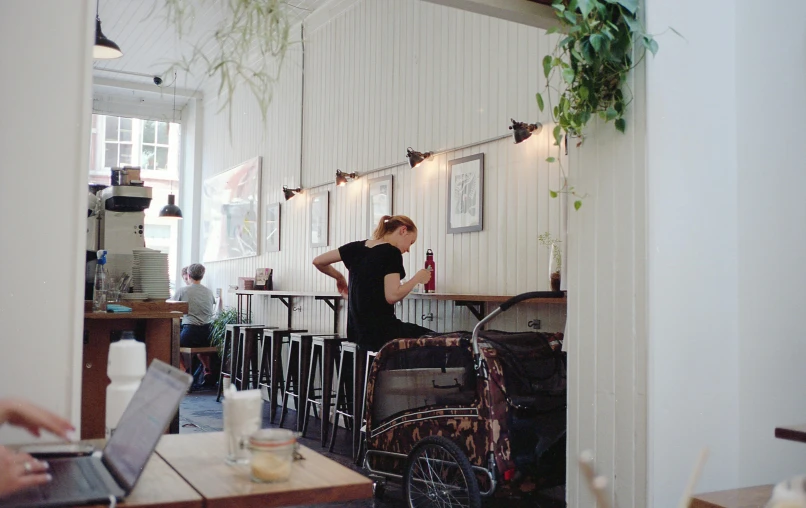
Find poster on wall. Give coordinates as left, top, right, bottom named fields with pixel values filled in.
left=367, top=175, right=393, bottom=237
left=264, top=202, right=280, bottom=253
left=447, top=153, right=483, bottom=234
left=200, top=156, right=262, bottom=262
left=310, top=190, right=329, bottom=247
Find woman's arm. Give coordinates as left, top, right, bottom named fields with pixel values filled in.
left=313, top=249, right=348, bottom=296
left=384, top=269, right=431, bottom=304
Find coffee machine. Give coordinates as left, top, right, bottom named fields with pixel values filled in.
left=86, top=167, right=152, bottom=281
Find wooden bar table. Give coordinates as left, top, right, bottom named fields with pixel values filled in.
left=82, top=300, right=187, bottom=438
left=691, top=484, right=773, bottom=508
left=156, top=432, right=372, bottom=508
left=406, top=291, right=566, bottom=320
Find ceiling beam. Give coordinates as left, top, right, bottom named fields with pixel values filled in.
left=93, top=77, right=203, bottom=99
left=421, top=0, right=559, bottom=30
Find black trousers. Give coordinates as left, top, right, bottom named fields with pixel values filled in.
left=180, top=323, right=212, bottom=348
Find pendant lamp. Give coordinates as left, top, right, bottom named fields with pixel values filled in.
left=159, top=75, right=182, bottom=219
left=93, top=0, right=122, bottom=59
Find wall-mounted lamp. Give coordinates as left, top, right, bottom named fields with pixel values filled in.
left=159, top=194, right=183, bottom=218
left=93, top=0, right=123, bottom=59
left=406, top=147, right=433, bottom=168
left=283, top=186, right=302, bottom=200
left=509, top=118, right=543, bottom=144
left=335, top=170, right=358, bottom=186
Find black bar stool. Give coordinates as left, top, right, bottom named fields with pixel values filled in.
left=328, top=341, right=358, bottom=453
left=279, top=333, right=316, bottom=430
left=216, top=323, right=247, bottom=402
left=233, top=324, right=266, bottom=390
left=301, top=334, right=341, bottom=446
left=257, top=328, right=306, bottom=423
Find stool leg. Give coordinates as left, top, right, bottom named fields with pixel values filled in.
left=216, top=332, right=231, bottom=402
left=279, top=340, right=298, bottom=428
left=269, top=336, right=282, bottom=423
left=328, top=348, right=348, bottom=452
left=296, top=337, right=313, bottom=433
left=352, top=353, right=366, bottom=463
left=321, top=341, right=337, bottom=448
left=239, top=332, right=250, bottom=390
left=301, top=343, right=321, bottom=436
left=232, top=331, right=242, bottom=390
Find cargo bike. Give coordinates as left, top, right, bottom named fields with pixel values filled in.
left=361, top=291, right=568, bottom=507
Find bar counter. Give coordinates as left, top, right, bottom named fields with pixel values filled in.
left=82, top=300, right=187, bottom=439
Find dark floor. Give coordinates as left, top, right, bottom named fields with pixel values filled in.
left=179, top=387, right=565, bottom=508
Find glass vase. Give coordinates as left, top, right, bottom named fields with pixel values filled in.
left=549, top=244, right=561, bottom=292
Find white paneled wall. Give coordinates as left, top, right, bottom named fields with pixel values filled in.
left=199, top=0, right=567, bottom=338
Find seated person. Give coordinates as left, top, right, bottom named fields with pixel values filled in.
left=171, top=263, right=216, bottom=382
left=0, top=399, right=74, bottom=499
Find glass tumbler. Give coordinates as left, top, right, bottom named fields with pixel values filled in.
left=249, top=428, right=297, bottom=482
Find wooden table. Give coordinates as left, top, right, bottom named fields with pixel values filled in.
left=82, top=300, right=187, bottom=438
left=406, top=291, right=566, bottom=320
left=155, top=432, right=372, bottom=508
left=775, top=423, right=806, bottom=443
left=691, top=484, right=774, bottom=508
left=232, top=290, right=342, bottom=332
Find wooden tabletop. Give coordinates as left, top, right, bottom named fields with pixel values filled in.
left=691, top=484, right=773, bottom=508
left=774, top=423, right=806, bottom=443
left=406, top=291, right=567, bottom=303
left=155, top=432, right=372, bottom=508
left=232, top=290, right=342, bottom=298
left=84, top=300, right=188, bottom=320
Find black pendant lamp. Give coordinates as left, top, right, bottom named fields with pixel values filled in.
left=159, top=194, right=183, bottom=218
left=93, top=0, right=122, bottom=59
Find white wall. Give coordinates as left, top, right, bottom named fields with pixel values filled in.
left=200, top=0, right=567, bottom=337
left=735, top=0, right=806, bottom=485
left=0, top=0, right=93, bottom=441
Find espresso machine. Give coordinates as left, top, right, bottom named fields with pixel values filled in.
left=86, top=167, right=152, bottom=283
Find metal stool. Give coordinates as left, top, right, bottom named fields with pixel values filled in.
left=328, top=341, right=358, bottom=453
left=233, top=325, right=266, bottom=390
left=257, top=328, right=306, bottom=423
left=216, top=323, right=247, bottom=402
left=301, top=334, right=342, bottom=446
left=279, top=333, right=316, bottom=430
left=354, top=348, right=377, bottom=465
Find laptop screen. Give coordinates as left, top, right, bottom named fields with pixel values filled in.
left=102, top=360, right=192, bottom=490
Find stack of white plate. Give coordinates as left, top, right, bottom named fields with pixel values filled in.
left=121, top=292, right=149, bottom=301
left=132, top=249, right=171, bottom=300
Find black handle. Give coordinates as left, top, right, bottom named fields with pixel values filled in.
left=432, top=379, right=461, bottom=390
left=499, top=291, right=563, bottom=312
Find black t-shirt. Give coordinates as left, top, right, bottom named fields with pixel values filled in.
left=338, top=240, right=406, bottom=349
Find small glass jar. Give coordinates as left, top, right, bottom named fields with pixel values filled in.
left=249, top=429, right=296, bottom=483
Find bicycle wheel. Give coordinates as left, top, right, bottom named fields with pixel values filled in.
left=403, top=435, right=481, bottom=508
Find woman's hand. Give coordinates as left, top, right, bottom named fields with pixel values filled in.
left=413, top=269, right=432, bottom=286
left=0, top=446, right=51, bottom=498
left=0, top=399, right=74, bottom=440
left=336, top=274, right=348, bottom=298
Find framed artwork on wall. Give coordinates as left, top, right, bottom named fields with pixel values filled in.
left=310, top=190, right=329, bottom=247
left=200, top=156, right=262, bottom=262
left=264, top=202, right=280, bottom=253
left=447, top=153, right=484, bottom=234
left=367, top=174, right=393, bottom=237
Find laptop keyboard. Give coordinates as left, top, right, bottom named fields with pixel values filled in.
left=41, top=458, right=105, bottom=499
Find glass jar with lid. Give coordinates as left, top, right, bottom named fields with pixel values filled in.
left=248, top=428, right=297, bottom=483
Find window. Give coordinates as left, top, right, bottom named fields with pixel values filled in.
left=141, top=120, right=172, bottom=170
left=104, top=117, right=133, bottom=167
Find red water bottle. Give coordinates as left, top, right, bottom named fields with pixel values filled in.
left=424, top=249, right=436, bottom=293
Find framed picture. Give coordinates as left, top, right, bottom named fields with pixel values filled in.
left=310, top=190, right=329, bottom=247
left=367, top=175, right=393, bottom=237
left=200, top=156, right=262, bottom=262
left=263, top=202, right=280, bottom=253
left=447, top=153, right=484, bottom=233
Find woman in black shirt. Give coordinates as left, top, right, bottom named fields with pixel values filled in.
left=313, top=215, right=433, bottom=352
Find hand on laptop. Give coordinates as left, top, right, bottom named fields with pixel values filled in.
left=0, top=446, right=51, bottom=498
left=0, top=399, right=75, bottom=441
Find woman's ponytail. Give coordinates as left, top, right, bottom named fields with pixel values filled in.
left=371, top=215, right=417, bottom=240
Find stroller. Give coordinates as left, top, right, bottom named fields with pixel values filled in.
left=362, top=291, right=567, bottom=507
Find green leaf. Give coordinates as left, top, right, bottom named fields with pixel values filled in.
left=605, top=107, right=618, bottom=121
left=623, top=14, right=643, bottom=34
left=643, top=36, right=659, bottom=56
left=615, top=117, right=626, bottom=133
left=589, top=33, right=605, bottom=53
left=578, top=86, right=589, bottom=101
left=611, top=0, right=638, bottom=14
left=552, top=2, right=566, bottom=12
left=546, top=26, right=559, bottom=35
left=668, top=26, right=686, bottom=41
left=577, top=0, right=594, bottom=17
left=563, top=10, right=577, bottom=24
left=562, top=67, right=575, bottom=84
left=542, top=55, right=553, bottom=78
left=574, top=200, right=582, bottom=211
left=546, top=157, right=556, bottom=163
left=552, top=125, right=563, bottom=146
left=536, top=93, right=545, bottom=112
left=550, top=190, right=559, bottom=198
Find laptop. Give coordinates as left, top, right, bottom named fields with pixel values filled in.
left=1, top=359, right=192, bottom=508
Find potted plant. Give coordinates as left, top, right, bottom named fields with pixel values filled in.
left=209, top=306, right=250, bottom=364
left=539, top=232, right=563, bottom=292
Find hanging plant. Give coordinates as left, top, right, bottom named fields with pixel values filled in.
left=537, top=0, right=670, bottom=209
left=161, top=0, right=293, bottom=122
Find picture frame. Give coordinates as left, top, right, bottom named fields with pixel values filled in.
left=200, top=156, right=262, bottom=262
left=367, top=175, right=394, bottom=237
left=447, top=153, right=484, bottom=234
left=263, top=202, right=280, bottom=253
left=310, top=190, right=329, bottom=247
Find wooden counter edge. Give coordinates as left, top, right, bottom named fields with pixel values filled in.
left=690, top=484, right=774, bottom=508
